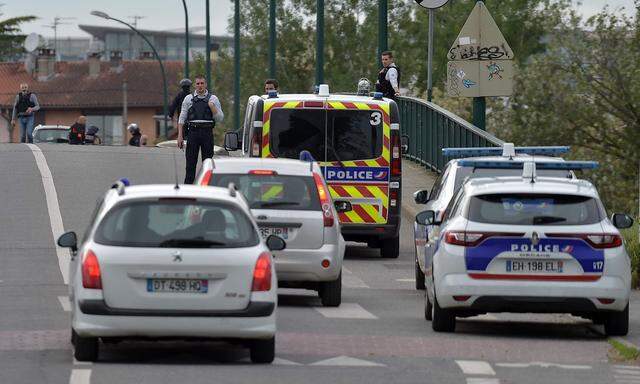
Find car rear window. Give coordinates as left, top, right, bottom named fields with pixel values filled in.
left=467, top=193, right=602, bottom=225
left=211, top=174, right=321, bottom=211
left=34, top=129, right=68, bottom=143
left=94, top=200, right=259, bottom=248
left=268, top=108, right=383, bottom=161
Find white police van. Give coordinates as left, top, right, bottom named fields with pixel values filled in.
left=416, top=160, right=634, bottom=335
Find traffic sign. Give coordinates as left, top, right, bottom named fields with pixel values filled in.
left=414, top=0, right=449, bottom=9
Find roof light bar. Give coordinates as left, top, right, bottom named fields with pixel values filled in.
left=442, top=146, right=570, bottom=158
left=458, top=160, right=598, bottom=170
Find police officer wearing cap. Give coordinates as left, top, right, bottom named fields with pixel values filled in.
left=177, top=74, right=224, bottom=184
left=169, top=78, right=192, bottom=124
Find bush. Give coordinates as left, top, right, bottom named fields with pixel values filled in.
left=622, top=221, right=640, bottom=288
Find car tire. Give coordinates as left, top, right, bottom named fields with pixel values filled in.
left=415, top=253, right=425, bottom=290
left=319, top=273, right=342, bottom=307
left=604, top=305, right=629, bottom=336
left=250, top=336, right=275, bottom=364
left=74, top=332, right=99, bottom=362
left=381, top=236, right=400, bottom=259
left=432, top=295, right=456, bottom=332
left=424, top=291, right=433, bottom=321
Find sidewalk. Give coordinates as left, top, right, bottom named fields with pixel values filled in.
left=401, top=159, right=438, bottom=220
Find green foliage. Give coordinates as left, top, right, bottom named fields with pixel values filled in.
left=609, top=339, right=640, bottom=361
left=0, top=8, right=36, bottom=61
left=622, top=222, right=640, bottom=286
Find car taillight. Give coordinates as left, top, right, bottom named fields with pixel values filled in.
left=251, top=130, right=262, bottom=157
left=444, top=231, right=524, bottom=247
left=251, top=252, right=272, bottom=291
left=199, top=170, right=212, bottom=186
left=82, top=250, right=102, bottom=289
left=547, top=233, right=623, bottom=249
left=391, top=132, right=401, bottom=177
left=313, top=172, right=334, bottom=227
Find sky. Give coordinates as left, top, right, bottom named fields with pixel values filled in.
left=2, top=0, right=636, bottom=38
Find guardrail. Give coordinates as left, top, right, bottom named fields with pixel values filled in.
left=396, top=96, right=504, bottom=172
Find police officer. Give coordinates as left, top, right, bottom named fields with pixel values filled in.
left=264, top=78, right=278, bottom=94
left=169, top=78, right=192, bottom=125
left=177, top=74, right=224, bottom=184
left=375, top=51, right=401, bottom=99
left=128, top=123, right=142, bottom=146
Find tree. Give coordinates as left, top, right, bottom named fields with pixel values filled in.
left=0, top=8, right=36, bottom=61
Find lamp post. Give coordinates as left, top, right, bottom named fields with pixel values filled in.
left=205, top=0, right=212, bottom=90
left=269, top=0, right=276, bottom=78
left=181, top=0, right=189, bottom=79
left=234, top=0, right=241, bottom=131
left=378, top=0, right=387, bottom=68
left=316, top=0, right=324, bottom=85
left=91, top=10, right=169, bottom=138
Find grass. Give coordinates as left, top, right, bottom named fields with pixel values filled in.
left=609, top=339, right=640, bottom=361
left=622, top=222, right=640, bottom=288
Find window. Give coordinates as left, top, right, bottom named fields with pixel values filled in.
left=95, top=200, right=259, bottom=248
left=86, top=115, right=123, bottom=145
left=466, top=193, right=603, bottom=225
left=270, top=109, right=325, bottom=160
left=327, top=110, right=382, bottom=161
left=429, top=164, right=450, bottom=201
left=243, top=100, right=254, bottom=153
left=211, top=174, right=321, bottom=211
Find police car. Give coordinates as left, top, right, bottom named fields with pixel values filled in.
left=57, top=181, right=283, bottom=363
left=223, top=84, right=407, bottom=258
left=195, top=156, right=347, bottom=306
left=416, top=161, right=634, bottom=335
left=414, top=144, right=578, bottom=290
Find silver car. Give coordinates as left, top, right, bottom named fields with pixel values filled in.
left=57, top=181, right=283, bottom=363
left=196, top=157, right=347, bottom=306
left=32, top=124, right=70, bottom=143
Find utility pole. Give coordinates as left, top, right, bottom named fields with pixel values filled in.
left=128, top=15, right=145, bottom=28
left=43, top=16, right=75, bottom=61
left=181, top=0, right=190, bottom=79
left=122, top=80, right=128, bottom=145
left=315, top=0, right=324, bottom=85
left=234, top=0, right=241, bottom=131
left=378, top=0, right=387, bottom=68
left=205, top=0, right=212, bottom=90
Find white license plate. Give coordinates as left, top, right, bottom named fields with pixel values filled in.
left=147, top=279, right=208, bottom=293
left=506, top=260, right=563, bottom=273
left=259, top=226, right=289, bottom=239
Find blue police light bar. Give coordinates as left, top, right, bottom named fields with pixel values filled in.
left=372, top=92, right=384, bottom=100
left=299, top=150, right=315, bottom=162
left=442, top=146, right=570, bottom=158
left=458, top=160, right=598, bottom=170
left=267, top=90, right=278, bottom=98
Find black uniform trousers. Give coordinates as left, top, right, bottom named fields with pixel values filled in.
left=184, top=126, right=214, bottom=184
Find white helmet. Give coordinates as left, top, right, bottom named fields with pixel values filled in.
left=357, top=78, right=371, bottom=96
left=127, top=123, right=140, bottom=135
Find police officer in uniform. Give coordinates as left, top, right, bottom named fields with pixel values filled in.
left=177, top=74, right=224, bottom=184
left=169, top=78, right=192, bottom=125
left=375, top=51, right=401, bottom=100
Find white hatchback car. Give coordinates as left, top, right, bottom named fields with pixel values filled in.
left=417, top=162, right=634, bottom=335
left=57, top=181, right=283, bottom=363
left=196, top=157, right=347, bottom=306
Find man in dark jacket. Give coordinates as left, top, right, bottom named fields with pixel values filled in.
left=375, top=51, right=401, bottom=100
left=169, top=79, right=192, bottom=124
left=11, top=83, right=40, bottom=143
left=68, top=116, right=87, bottom=145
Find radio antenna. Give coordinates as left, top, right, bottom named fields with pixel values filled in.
left=172, top=148, right=180, bottom=189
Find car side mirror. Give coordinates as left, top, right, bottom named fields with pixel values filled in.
left=416, top=210, right=437, bottom=226
left=612, top=213, right=634, bottom=229
left=224, top=131, right=239, bottom=151
left=266, top=235, right=286, bottom=251
left=57, top=231, right=78, bottom=252
left=401, top=135, right=409, bottom=155
left=334, top=201, right=352, bottom=213
left=413, top=189, right=430, bottom=204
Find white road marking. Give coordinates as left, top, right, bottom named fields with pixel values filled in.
left=615, top=366, right=640, bottom=371
left=27, top=144, right=69, bottom=285
left=58, top=296, right=71, bottom=312
left=466, top=379, right=500, bottom=384
left=615, top=370, right=640, bottom=376
left=314, top=303, right=377, bottom=319
left=273, top=358, right=302, bottom=366
left=310, top=356, right=385, bottom=367
left=72, top=359, right=93, bottom=366
left=456, top=360, right=496, bottom=376
left=496, top=362, right=591, bottom=370
left=342, top=274, right=369, bottom=288
left=69, top=369, right=91, bottom=384
left=396, top=278, right=415, bottom=282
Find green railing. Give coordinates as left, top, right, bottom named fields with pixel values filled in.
left=397, top=96, right=504, bottom=172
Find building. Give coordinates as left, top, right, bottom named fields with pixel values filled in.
left=0, top=49, right=184, bottom=144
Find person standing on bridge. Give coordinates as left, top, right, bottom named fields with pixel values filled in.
left=264, top=79, right=279, bottom=94
left=177, top=74, right=224, bottom=184
left=10, top=83, right=40, bottom=143
left=375, top=51, right=401, bottom=100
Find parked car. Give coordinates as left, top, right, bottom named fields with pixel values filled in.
left=32, top=125, right=70, bottom=144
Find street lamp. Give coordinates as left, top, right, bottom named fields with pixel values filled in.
left=181, top=0, right=189, bottom=79
left=90, top=10, right=169, bottom=139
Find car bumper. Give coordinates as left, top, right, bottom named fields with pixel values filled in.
left=274, top=242, right=343, bottom=282
left=340, top=221, right=400, bottom=242
left=435, top=273, right=630, bottom=312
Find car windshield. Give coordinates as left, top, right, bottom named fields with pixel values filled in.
left=34, top=129, right=69, bottom=143
left=466, top=193, right=603, bottom=226
left=94, top=200, right=259, bottom=248
left=269, top=108, right=383, bottom=161
left=210, top=174, right=321, bottom=211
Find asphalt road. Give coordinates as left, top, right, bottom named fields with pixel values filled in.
left=0, top=143, right=638, bottom=384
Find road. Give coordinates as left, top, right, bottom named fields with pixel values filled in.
left=0, top=143, right=638, bottom=384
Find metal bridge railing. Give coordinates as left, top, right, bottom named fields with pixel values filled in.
left=397, top=96, right=504, bottom=173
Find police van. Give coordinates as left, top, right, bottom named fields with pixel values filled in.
left=224, top=84, right=405, bottom=258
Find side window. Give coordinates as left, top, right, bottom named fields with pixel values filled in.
left=242, top=101, right=254, bottom=153
left=429, top=164, right=451, bottom=201
left=441, top=187, right=465, bottom=224
left=82, top=198, right=104, bottom=242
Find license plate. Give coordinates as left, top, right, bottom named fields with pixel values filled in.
left=259, top=226, right=289, bottom=239
left=147, top=279, right=208, bottom=293
left=505, top=260, right=564, bottom=273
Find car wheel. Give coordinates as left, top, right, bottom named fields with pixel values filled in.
left=319, top=273, right=342, bottom=307
left=74, top=333, right=99, bottom=362
left=415, top=253, right=425, bottom=290
left=432, top=294, right=456, bottom=332
left=424, top=290, right=433, bottom=321
left=250, top=336, right=275, bottom=364
left=381, top=236, right=400, bottom=259
left=71, top=328, right=77, bottom=345
left=604, top=305, right=629, bottom=336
